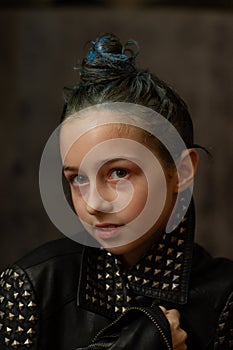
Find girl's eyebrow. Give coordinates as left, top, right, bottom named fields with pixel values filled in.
left=63, top=158, right=140, bottom=173
left=63, top=166, right=79, bottom=172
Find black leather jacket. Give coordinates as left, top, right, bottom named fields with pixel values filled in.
left=0, top=231, right=233, bottom=349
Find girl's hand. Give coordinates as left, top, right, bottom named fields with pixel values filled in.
left=159, top=306, right=187, bottom=350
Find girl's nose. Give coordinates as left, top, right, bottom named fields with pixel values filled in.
left=84, top=183, right=115, bottom=215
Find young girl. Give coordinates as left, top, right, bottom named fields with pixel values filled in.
left=0, top=33, right=232, bottom=350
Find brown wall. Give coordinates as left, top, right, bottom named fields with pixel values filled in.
left=0, top=7, right=232, bottom=269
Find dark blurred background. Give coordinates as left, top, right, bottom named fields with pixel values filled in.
left=0, top=0, right=233, bottom=269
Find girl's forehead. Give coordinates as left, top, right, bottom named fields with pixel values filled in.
left=60, top=110, right=146, bottom=161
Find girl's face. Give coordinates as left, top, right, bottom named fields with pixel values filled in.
left=62, top=115, right=178, bottom=263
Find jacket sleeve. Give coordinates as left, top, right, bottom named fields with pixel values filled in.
left=214, top=291, right=233, bottom=349
left=0, top=265, right=40, bottom=349
left=76, top=305, right=173, bottom=350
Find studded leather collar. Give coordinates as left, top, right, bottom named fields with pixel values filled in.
left=78, top=199, right=195, bottom=320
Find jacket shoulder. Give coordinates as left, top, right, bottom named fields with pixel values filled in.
left=186, top=244, right=233, bottom=348
left=16, top=237, right=83, bottom=269
left=191, top=244, right=233, bottom=291
left=16, top=238, right=83, bottom=313
left=0, top=238, right=83, bottom=349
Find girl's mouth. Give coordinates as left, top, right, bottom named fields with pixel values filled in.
left=94, top=224, right=124, bottom=239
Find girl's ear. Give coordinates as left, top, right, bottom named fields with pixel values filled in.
left=175, top=149, right=199, bottom=193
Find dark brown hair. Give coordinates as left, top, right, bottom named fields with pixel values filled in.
left=61, top=33, right=194, bottom=151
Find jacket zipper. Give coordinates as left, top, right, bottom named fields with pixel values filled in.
left=89, top=306, right=172, bottom=350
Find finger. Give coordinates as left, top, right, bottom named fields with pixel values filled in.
left=166, top=309, right=181, bottom=320
left=173, top=329, right=188, bottom=350
left=165, top=310, right=181, bottom=330
left=159, top=305, right=167, bottom=314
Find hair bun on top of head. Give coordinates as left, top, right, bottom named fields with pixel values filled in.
left=80, top=33, right=139, bottom=84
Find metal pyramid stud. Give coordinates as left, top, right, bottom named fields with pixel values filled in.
left=0, top=279, right=4, bottom=287
left=162, top=283, right=169, bottom=291
left=144, top=267, right=152, bottom=273
left=4, top=338, right=10, bottom=346
left=24, top=339, right=33, bottom=346
left=173, top=275, right=180, bottom=282
left=6, top=327, right=12, bottom=335
left=18, top=314, right=24, bottom=322
left=100, top=300, right=105, bottom=307
left=127, top=295, right=132, bottom=303
left=92, top=297, right=97, bottom=304
left=0, top=295, right=4, bottom=303
left=166, top=260, right=173, bottom=267
left=12, top=272, right=20, bottom=280
left=13, top=292, right=19, bottom=299
left=0, top=323, right=3, bottom=330
left=178, top=239, right=184, bottom=246
left=147, top=255, right=153, bottom=261
left=122, top=307, right=127, bottom=313
left=11, top=340, right=20, bottom=348
left=218, top=323, right=225, bottom=331
left=8, top=312, right=15, bottom=321
left=167, top=248, right=174, bottom=256
left=7, top=301, right=14, bottom=309
left=29, top=315, right=37, bottom=323
left=180, top=227, right=186, bottom=233
left=22, top=290, right=30, bottom=298
left=155, top=256, right=162, bottom=262
left=16, top=326, right=24, bottom=334
left=116, top=282, right=123, bottom=289
left=116, top=294, right=123, bottom=301
left=5, top=283, right=12, bottom=291
left=106, top=263, right=112, bottom=269
left=223, top=311, right=229, bottom=320
left=18, top=281, right=24, bottom=288
left=158, top=244, right=164, bottom=251
left=219, top=336, right=226, bottom=344
left=115, top=306, right=121, bottom=313
left=28, top=301, right=36, bottom=309
left=105, top=284, right=112, bottom=291
left=108, top=295, right=114, bottom=302
left=154, top=269, right=161, bottom=276
left=127, top=275, right=133, bottom=281
left=172, top=283, right=179, bottom=291
left=176, top=252, right=183, bottom=259
left=142, top=279, right=149, bottom=285
left=174, top=263, right=182, bottom=271
left=152, top=281, right=159, bottom=288
left=0, top=311, right=5, bottom=319
left=164, top=270, right=171, bottom=277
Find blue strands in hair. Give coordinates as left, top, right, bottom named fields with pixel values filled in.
left=86, top=50, right=96, bottom=61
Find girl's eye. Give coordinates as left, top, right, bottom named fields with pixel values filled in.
left=72, top=174, right=89, bottom=186
left=110, top=169, right=129, bottom=180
